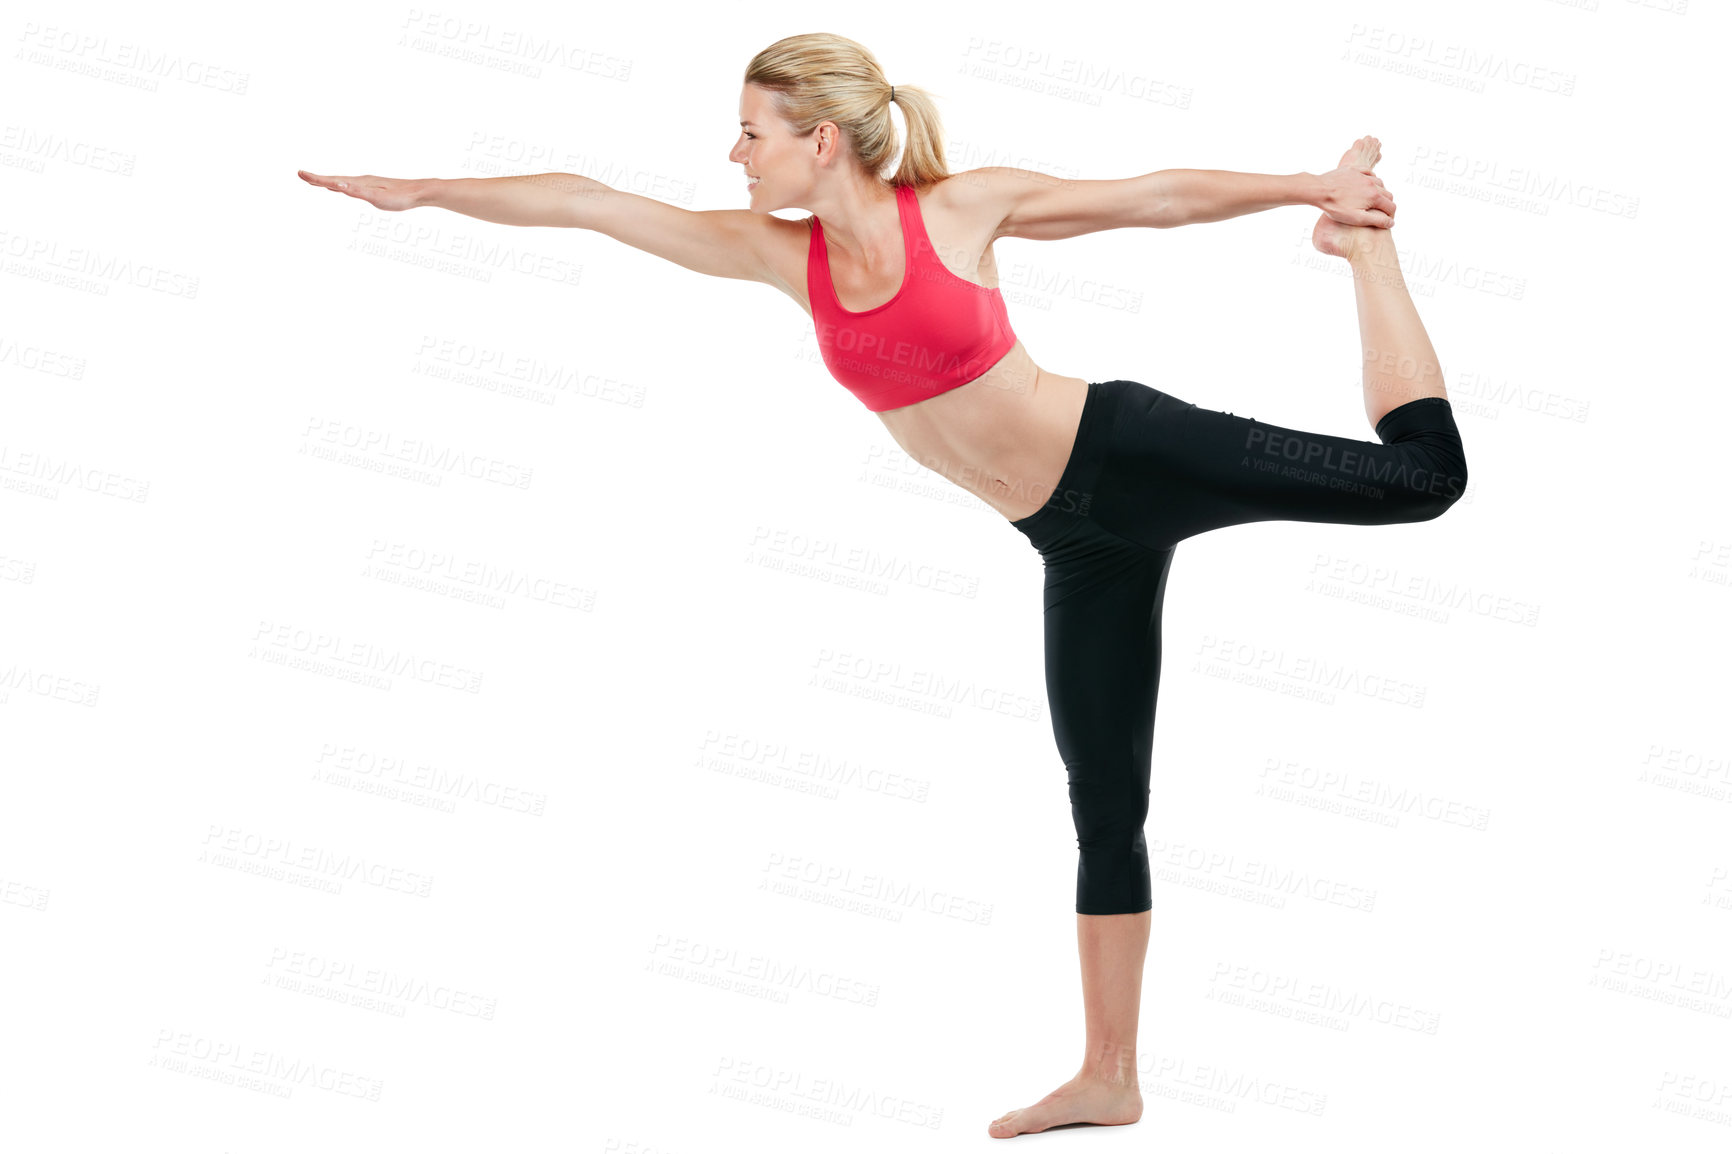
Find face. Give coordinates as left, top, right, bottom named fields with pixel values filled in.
left=729, top=84, right=811, bottom=211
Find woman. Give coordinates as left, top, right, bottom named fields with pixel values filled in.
left=299, top=32, right=1466, bottom=1141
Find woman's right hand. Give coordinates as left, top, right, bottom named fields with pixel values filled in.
left=297, top=170, right=425, bottom=212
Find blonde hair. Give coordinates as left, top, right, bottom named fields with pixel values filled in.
left=742, top=33, right=948, bottom=190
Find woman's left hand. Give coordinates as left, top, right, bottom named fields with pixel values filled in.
left=1316, top=165, right=1396, bottom=228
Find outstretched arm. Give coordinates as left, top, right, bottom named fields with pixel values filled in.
left=297, top=169, right=777, bottom=283
left=1160, top=145, right=1394, bottom=228
left=979, top=150, right=1393, bottom=241
left=297, top=169, right=589, bottom=222
left=1153, top=169, right=1322, bottom=226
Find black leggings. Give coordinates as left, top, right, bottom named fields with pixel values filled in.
left=1010, top=379, right=1469, bottom=915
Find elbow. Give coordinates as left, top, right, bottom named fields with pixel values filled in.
left=1140, top=170, right=1186, bottom=228
left=1148, top=192, right=1187, bottom=229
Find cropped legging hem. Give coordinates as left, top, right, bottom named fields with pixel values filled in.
left=1011, top=380, right=1468, bottom=915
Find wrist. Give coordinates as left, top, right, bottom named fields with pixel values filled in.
left=410, top=177, right=443, bottom=209
left=1294, top=172, right=1323, bottom=208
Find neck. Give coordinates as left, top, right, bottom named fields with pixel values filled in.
left=811, top=181, right=899, bottom=262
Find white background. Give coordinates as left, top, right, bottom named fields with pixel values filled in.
left=3, top=0, right=1727, bottom=1150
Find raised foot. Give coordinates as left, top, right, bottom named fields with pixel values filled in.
left=1312, top=212, right=1377, bottom=261
left=987, top=1074, right=1143, bottom=1139
left=1340, top=133, right=1382, bottom=172
left=1313, top=134, right=1389, bottom=262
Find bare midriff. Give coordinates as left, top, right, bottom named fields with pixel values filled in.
left=871, top=343, right=1089, bottom=522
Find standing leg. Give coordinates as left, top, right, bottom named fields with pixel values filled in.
left=1077, top=909, right=1150, bottom=1085
left=990, top=521, right=1171, bottom=1138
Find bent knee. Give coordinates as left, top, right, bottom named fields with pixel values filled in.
left=1407, top=458, right=1468, bottom=521
left=1403, top=479, right=1466, bottom=522
left=1383, top=435, right=1467, bottom=522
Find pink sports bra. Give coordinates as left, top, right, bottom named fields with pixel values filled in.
left=806, top=183, right=1017, bottom=412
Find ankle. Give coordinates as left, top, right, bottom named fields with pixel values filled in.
left=1347, top=226, right=1397, bottom=268
left=1077, top=1065, right=1140, bottom=1089
left=1077, top=1043, right=1140, bottom=1087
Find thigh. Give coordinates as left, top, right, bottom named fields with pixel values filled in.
left=1091, top=383, right=1467, bottom=550
left=1038, top=518, right=1175, bottom=805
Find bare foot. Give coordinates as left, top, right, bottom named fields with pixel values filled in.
left=1312, top=213, right=1377, bottom=261
left=1339, top=133, right=1382, bottom=173
left=987, top=1073, right=1143, bottom=1139
left=1313, top=135, right=1388, bottom=261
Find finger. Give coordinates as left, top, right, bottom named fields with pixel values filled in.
left=1374, top=189, right=1396, bottom=214
left=303, top=172, right=353, bottom=191
left=1363, top=208, right=1393, bottom=228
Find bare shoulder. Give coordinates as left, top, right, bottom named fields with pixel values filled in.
left=751, top=211, right=819, bottom=312
left=940, top=166, right=1160, bottom=241
left=930, top=168, right=1070, bottom=240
